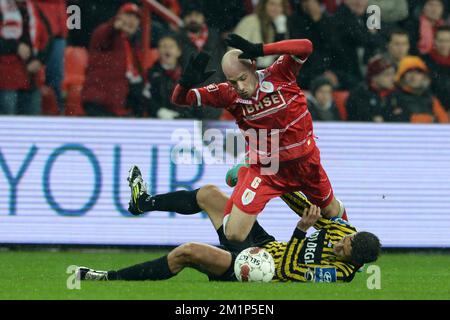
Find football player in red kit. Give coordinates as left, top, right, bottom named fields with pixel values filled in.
left=169, top=34, right=347, bottom=242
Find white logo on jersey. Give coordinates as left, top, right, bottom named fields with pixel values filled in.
left=241, top=188, right=256, bottom=206
left=260, top=81, right=274, bottom=93
left=206, top=84, right=219, bottom=92
left=241, top=91, right=286, bottom=118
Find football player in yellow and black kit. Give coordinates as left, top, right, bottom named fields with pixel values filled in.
left=76, top=167, right=381, bottom=283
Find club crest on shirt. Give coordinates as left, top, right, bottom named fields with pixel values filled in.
left=260, top=81, right=274, bottom=93
left=241, top=188, right=256, bottom=206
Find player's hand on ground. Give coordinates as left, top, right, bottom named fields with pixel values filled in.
left=297, top=205, right=322, bottom=232
left=179, top=52, right=216, bottom=88
left=225, top=34, right=264, bottom=60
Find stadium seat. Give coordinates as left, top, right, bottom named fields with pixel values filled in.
left=63, top=46, right=89, bottom=116
left=333, top=91, right=349, bottom=121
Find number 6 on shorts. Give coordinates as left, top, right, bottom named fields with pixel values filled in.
left=251, top=177, right=262, bottom=189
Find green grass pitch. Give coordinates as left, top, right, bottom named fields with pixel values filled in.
left=0, top=250, right=449, bottom=300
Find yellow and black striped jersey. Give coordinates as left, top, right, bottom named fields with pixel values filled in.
left=263, top=218, right=358, bottom=283
left=262, top=191, right=359, bottom=283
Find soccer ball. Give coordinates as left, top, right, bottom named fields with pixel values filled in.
left=234, top=247, right=275, bottom=282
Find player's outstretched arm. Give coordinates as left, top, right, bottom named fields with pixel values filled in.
left=296, top=205, right=322, bottom=233
left=225, top=34, right=313, bottom=61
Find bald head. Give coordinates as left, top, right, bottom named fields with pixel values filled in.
left=221, top=49, right=258, bottom=98
left=222, top=49, right=253, bottom=79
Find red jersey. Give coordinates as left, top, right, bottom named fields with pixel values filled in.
left=186, top=54, right=315, bottom=163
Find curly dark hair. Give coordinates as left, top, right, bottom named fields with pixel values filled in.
left=350, top=232, right=381, bottom=265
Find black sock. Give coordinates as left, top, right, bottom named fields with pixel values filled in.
left=139, top=189, right=202, bottom=215
left=107, top=255, right=175, bottom=281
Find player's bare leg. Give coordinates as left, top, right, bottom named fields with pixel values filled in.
left=321, top=197, right=343, bottom=219
left=196, top=184, right=229, bottom=230
left=223, top=205, right=257, bottom=242
left=77, top=242, right=233, bottom=281
left=168, top=242, right=232, bottom=275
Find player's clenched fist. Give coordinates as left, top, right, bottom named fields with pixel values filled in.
left=297, top=205, right=322, bottom=232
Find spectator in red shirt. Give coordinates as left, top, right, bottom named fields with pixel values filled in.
left=404, top=0, right=446, bottom=55
left=36, top=0, right=67, bottom=111
left=82, top=3, right=144, bottom=117
left=0, top=0, right=51, bottom=115
left=423, top=25, right=450, bottom=111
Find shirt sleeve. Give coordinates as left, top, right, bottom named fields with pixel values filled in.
left=312, top=218, right=332, bottom=230
left=188, top=83, right=233, bottom=109
left=313, top=217, right=357, bottom=234
left=266, top=54, right=305, bottom=83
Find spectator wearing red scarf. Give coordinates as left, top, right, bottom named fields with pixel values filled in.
left=423, top=25, right=450, bottom=111
left=404, top=0, right=445, bottom=55
left=82, top=3, right=144, bottom=117
left=0, top=0, right=51, bottom=115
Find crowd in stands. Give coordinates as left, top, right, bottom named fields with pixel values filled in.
left=0, top=0, right=449, bottom=124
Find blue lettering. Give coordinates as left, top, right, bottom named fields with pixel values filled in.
left=43, top=144, right=101, bottom=216
left=0, top=145, right=38, bottom=215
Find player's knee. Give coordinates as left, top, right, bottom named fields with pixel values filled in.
left=178, top=242, right=204, bottom=264
left=322, top=198, right=345, bottom=219
left=188, top=243, right=206, bottom=264
left=224, top=227, right=246, bottom=242
left=197, top=184, right=221, bottom=209
left=176, top=242, right=194, bottom=262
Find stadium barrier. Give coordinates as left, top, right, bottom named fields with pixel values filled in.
left=1, top=117, right=449, bottom=248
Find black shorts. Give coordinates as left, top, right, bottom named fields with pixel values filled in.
left=208, top=221, right=276, bottom=282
